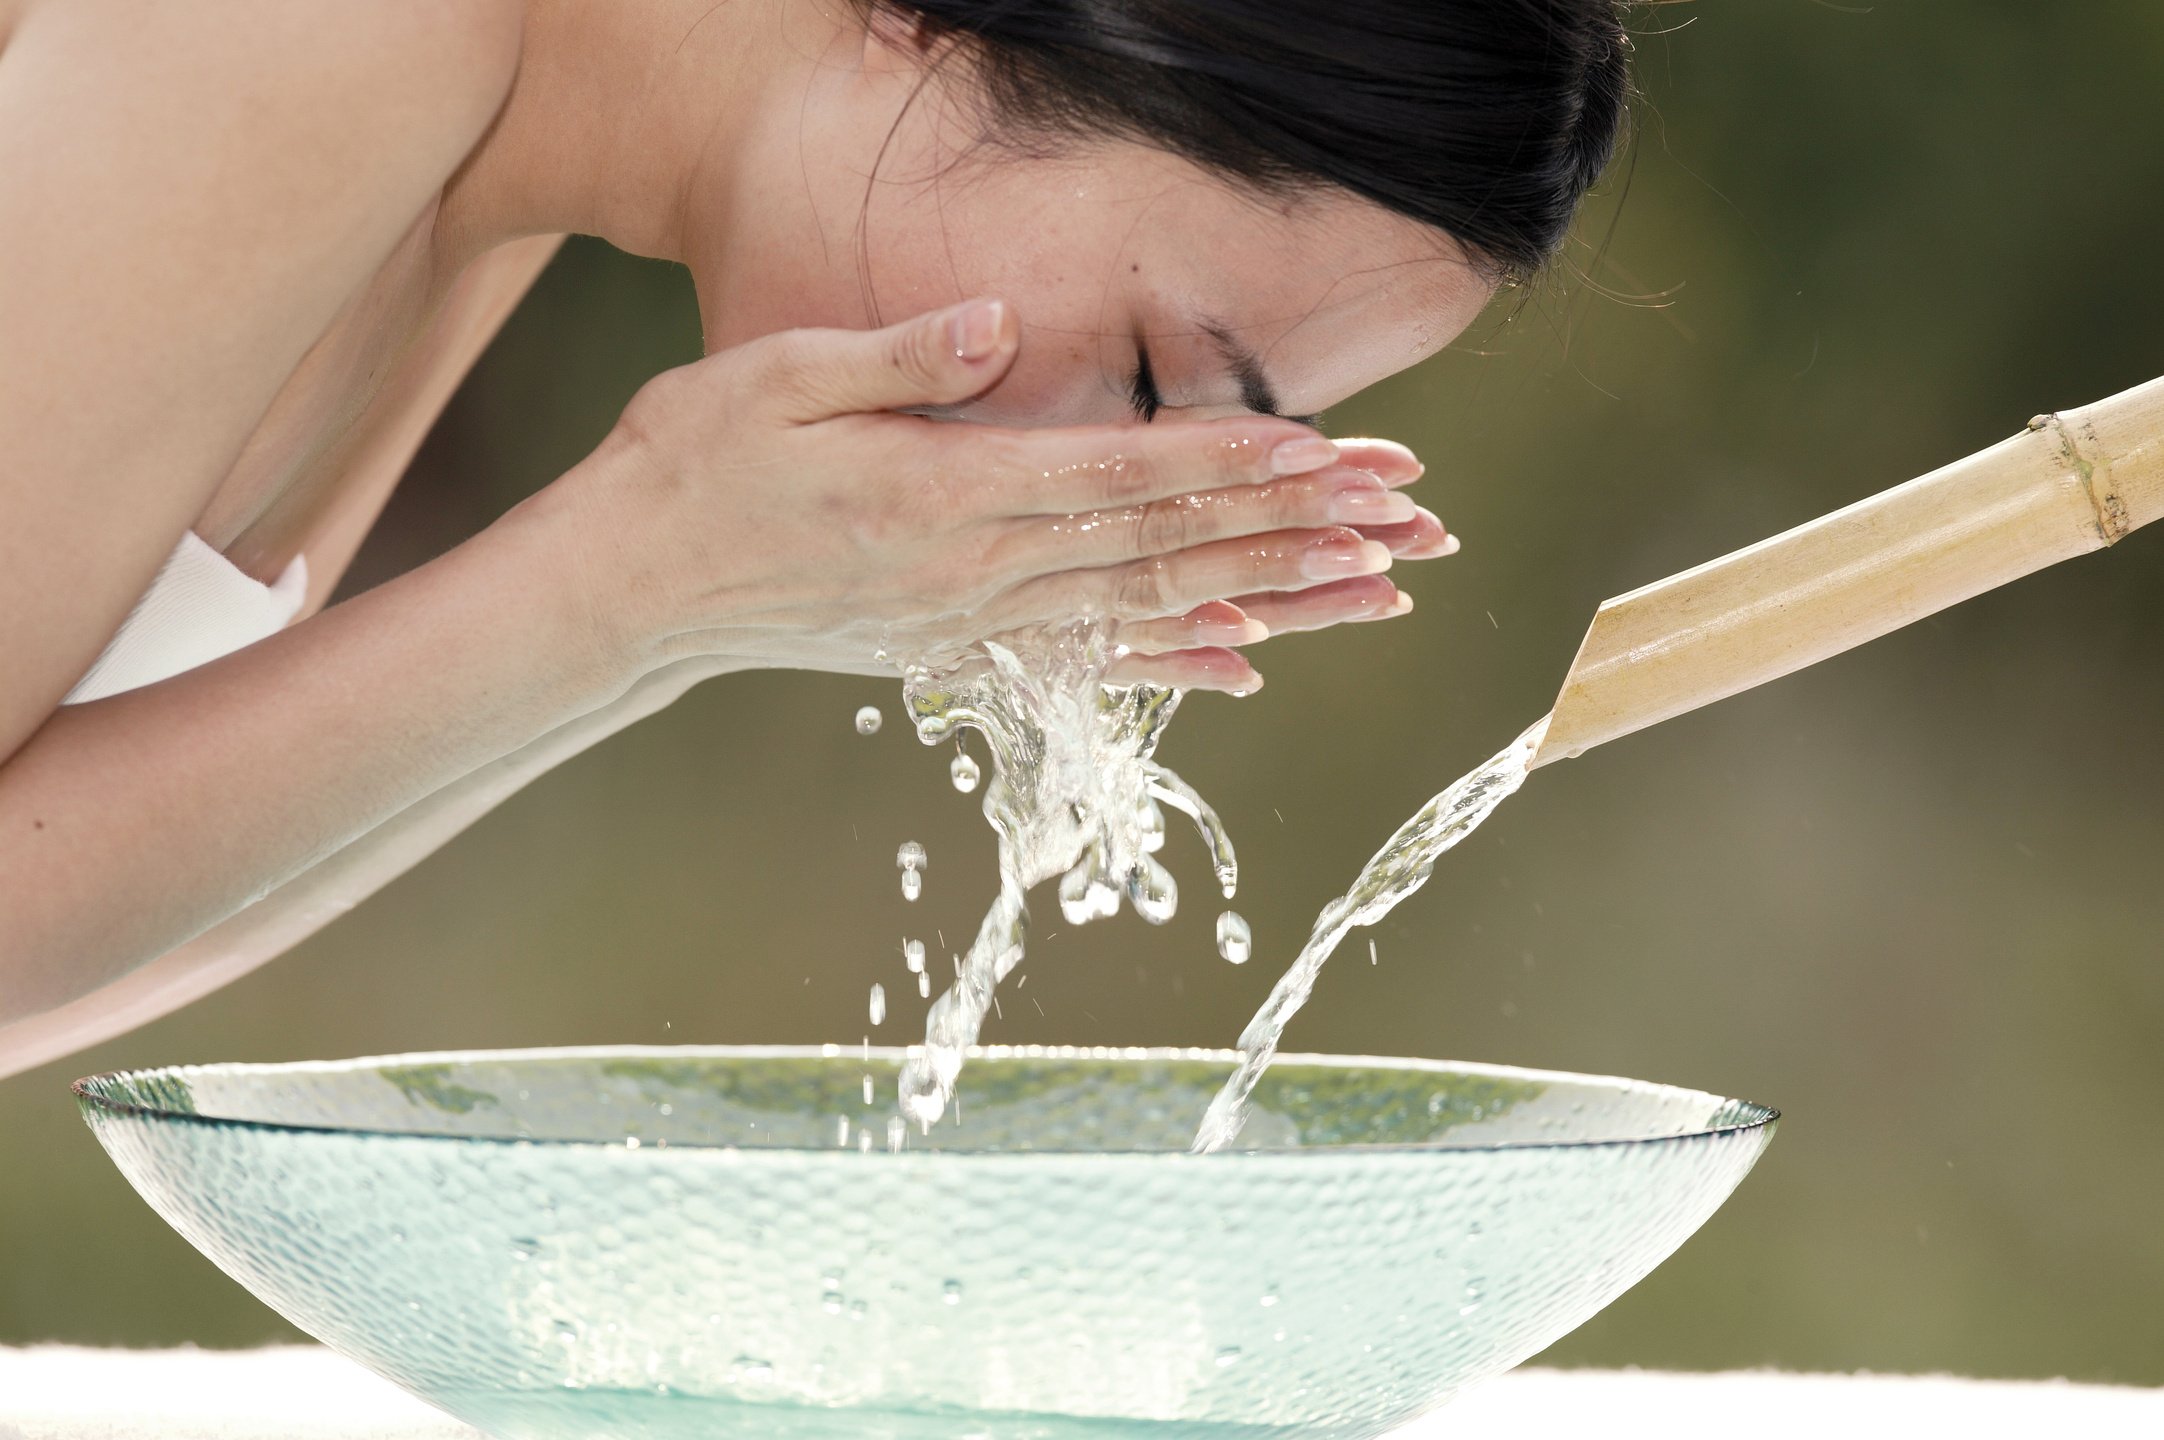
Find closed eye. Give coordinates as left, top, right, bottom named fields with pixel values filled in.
left=1127, top=341, right=1162, bottom=423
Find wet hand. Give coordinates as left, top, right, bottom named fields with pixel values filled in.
left=551, top=298, right=1444, bottom=683
left=1106, top=438, right=1456, bottom=692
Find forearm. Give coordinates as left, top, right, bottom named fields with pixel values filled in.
left=0, top=650, right=735, bottom=1079
left=0, top=492, right=638, bottom=1023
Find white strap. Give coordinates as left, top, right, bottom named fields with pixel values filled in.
left=62, top=531, right=308, bottom=705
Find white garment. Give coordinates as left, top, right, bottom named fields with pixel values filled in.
left=61, top=531, right=309, bottom=705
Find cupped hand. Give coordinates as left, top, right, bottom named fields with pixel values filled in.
left=550, top=298, right=1453, bottom=690
left=1106, top=437, right=1456, bottom=692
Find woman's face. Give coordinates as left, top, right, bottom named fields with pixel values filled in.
left=686, top=13, right=1495, bottom=430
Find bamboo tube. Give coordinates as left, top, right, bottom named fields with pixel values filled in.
left=1531, top=374, right=2164, bottom=768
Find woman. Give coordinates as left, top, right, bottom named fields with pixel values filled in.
left=0, top=0, right=1628, bottom=1077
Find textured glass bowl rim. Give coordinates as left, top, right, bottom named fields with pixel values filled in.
left=74, top=1044, right=1777, bottom=1158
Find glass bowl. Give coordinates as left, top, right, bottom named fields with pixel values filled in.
left=77, top=1045, right=1775, bottom=1439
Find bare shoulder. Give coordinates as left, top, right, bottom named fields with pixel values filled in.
left=0, top=0, right=528, bottom=754
left=7, top=0, right=523, bottom=150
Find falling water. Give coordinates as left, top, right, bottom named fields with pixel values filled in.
left=891, top=620, right=1238, bottom=1132
left=1191, top=716, right=1551, bottom=1153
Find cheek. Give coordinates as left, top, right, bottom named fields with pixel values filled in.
left=968, top=328, right=1131, bottom=427
left=881, top=191, right=1143, bottom=425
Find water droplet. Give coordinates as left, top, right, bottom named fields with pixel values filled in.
left=733, top=1355, right=773, bottom=1383
left=1216, top=910, right=1252, bottom=964
left=1215, top=1347, right=1243, bottom=1368
left=917, top=970, right=931, bottom=998
left=949, top=752, right=980, bottom=793
left=886, top=1114, right=907, bottom=1152
left=622, top=1136, right=641, bottom=1150
left=896, top=841, right=927, bottom=870
left=1259, top=1287, right=1279, bottom=1308
left=1058, top=864, right=1121, bottom=925
left=862, top=1074, right=874, bottom=1105
left=941, top=1280, right=964, bottom=1305
left=1127, top=855, right=1178, bottom=925
left=848, top=1300, right=868, bottom=1321
left=900, top=868, right=922, bottom=902
left=1369, top=938, right=1379, bottom=966
left=903, top=938, right=926, bottom=973
left=821, top=1290, right=844, bottom=1315
left=1138, top=800, right=1167, bottom=854
left=834, top=1115, right=851, bottom=1147
left=854, top=706, right=882, bottom=736
left=868, top=983, right=886, bottom=1027
left=858, top=1129, right=872, bottom=1154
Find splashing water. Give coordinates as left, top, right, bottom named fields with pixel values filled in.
left=892, top=619, right=1237, bottom=1132
left=1190, top=715, right=1550, bottom=1153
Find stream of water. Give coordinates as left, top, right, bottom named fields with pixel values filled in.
left=879, top=622, right=1547, bottom=1150
left=1189, top=716, right=1549, bottom=1152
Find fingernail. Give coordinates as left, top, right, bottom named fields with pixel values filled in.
left=1441, top=532, right=1462, bottom=555
left=1269, top=435, right=1339, bottom=477
left=1354, top=589, right=1416, bottom=622
left=1189, top=606, right=1269, bottom=643
left=1300, top=535, right=1393, bottom=580
left=1324, top=487, right=1418, bottom=525
left=1341, top=440, right=1425, bottom=483
left=948, top=299, right=1006, bottom=361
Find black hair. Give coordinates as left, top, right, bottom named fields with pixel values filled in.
left=864, top=0, right=1632, bottom=283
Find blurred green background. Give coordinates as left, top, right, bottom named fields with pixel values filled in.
left=5, top=0, right=2162, bottom=1383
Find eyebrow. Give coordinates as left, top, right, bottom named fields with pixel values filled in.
left=1197, top=317, right=1323, bottom=429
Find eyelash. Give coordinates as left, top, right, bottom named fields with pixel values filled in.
left=1127, top=342, right=1162, bottom=423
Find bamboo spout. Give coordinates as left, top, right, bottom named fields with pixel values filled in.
left=1531, top=374, right=2164, bottom=768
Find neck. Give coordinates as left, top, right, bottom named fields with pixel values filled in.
left=443, top=0, right=802, bottom=265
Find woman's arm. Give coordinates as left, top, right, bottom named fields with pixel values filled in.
left=0, top=650, right=736, bottom=1080
left=0, top=491, right=636, bottom=1026
left=1, top=296, right=1398, bottom=1057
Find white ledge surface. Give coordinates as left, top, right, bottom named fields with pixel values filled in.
left=1, top=1346, right=2160, bottom=1439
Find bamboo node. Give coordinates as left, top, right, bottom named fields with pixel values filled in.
left=2031, top=410, right=2131, bottom=545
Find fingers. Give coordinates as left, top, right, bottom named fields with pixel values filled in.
left=977, top=416, right=1342, bottom=515
left=758, top=297, right=1019, bottom=423
left=1116, top=580, right=1410, bottom=660
left=1106, top=645, right=1263, bottom=694
left=994, top=526, right=1392, bottom=633
left=1226, top=577, right=1412, bottom=636
left=1357, top=506, right=1456, bottom=559
left=1115, top=600, right=1269, bottom=656
left=1331, top=437, right=1424, bottom=489
left=987, top=467, right=1418, bottom=575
